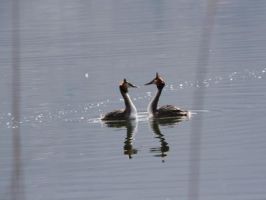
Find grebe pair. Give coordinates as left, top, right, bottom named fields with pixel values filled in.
left=101, top=73, right=188, bottom=121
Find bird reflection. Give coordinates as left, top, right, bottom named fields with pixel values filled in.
left=103, top=120, right=138, bottom=159
left=149, top=117, right=187, bottom=162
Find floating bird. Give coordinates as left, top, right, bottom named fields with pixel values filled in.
left=102, top=79, right=137, bottom=121
left=145, top=73, right=188, bottom=118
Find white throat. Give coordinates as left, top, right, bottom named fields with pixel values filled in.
left=125, top=93, right=137, bottom=119
left=147, top=96, right=155, bottom=118
left=147, top=101, right=153, bottom=117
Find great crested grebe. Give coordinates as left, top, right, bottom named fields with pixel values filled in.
left=145, top=73, right=188, bottom=118
left=102, top=79, right=138, bottom=121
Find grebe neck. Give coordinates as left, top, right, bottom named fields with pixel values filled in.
left=148, top=87, right=163, bottom=115
left=120, top=88, right=137, bottom=119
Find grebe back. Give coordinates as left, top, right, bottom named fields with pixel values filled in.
left=145, top=73, right=188, bottom=118
left=102, top=79, right=137, bottom=121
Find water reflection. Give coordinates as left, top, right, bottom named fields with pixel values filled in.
left=103, top=120, right=138, bottom=159
left=149, top=117, right=187, bottom=162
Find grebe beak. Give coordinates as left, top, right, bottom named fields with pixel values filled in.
left=144, top=79, right=155, bottom=85
left=128, top=82, right=138, bottom=88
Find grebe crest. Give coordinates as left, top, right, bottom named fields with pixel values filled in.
left=119, top=78, right=134, bottom=92
left=102, top=78, right=138, bottom=121
left=145, top=72, right=165, bottom=89
left=145, top=72, right=188, bottom=118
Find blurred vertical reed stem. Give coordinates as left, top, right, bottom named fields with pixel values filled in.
left=188, top=1, right=217, bottom=200
left=11, top=0, right=25, bottom=199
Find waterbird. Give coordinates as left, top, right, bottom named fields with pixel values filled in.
left=101, top=79, right=137, bottom=121
left=145, top=73, right=188, bottom=118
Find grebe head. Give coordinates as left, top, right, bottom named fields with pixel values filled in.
left=145, top=72, right=165, bottom=89
left=119, top=78, right=138, bottom=93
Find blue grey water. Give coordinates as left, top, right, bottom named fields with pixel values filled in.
left=1, top=0, right=266, bottom=199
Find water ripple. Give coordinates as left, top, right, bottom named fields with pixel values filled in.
left=1, top=67, right=265, bottom=129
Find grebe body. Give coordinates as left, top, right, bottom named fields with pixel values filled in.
left=102, top=79, right=137, bottom=121
left=145, top=73, right=188, bottom=118
left=148, top=104, right=188, bottom=118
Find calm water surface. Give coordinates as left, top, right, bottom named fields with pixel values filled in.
left=1, top=0, right=266, bottom=199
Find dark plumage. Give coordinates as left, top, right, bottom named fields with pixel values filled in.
left=156, top=105, right=188, bottom=118
left=102, top=109, right=125, bottom=121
